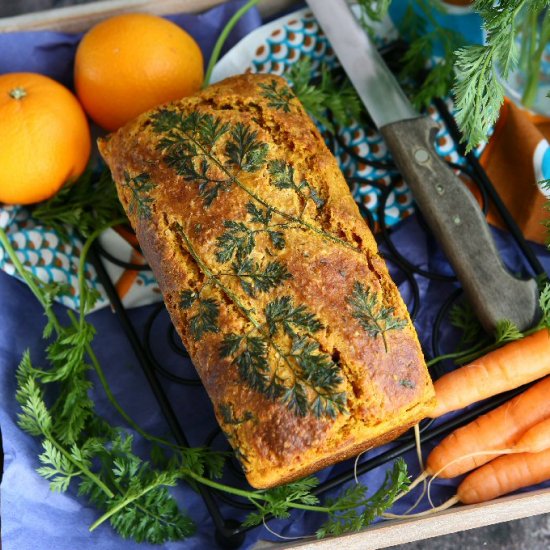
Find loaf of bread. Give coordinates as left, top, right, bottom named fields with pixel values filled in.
left=98, top=73, right=435, bottom=489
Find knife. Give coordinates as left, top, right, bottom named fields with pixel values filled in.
left=306, top=0, right=539, bottom=333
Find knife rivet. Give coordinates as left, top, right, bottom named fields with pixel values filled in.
left=436, top=184, right=444, bottom=195
left=453, top=215, right=461, bottom=225
left=414, top=148, right=430, bottom=164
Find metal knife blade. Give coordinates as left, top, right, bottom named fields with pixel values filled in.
left=306, top=0, right=417, bottom=128
left=306, top=0, right=539, bottom=333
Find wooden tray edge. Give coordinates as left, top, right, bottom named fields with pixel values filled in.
left=0, top=0, right=298, bottom=33
left=252, top=487, right=550, bottom=549
left=2, top=0, right=549, bottom=547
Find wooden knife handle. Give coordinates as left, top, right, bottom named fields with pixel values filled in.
left=380, top=116, right=539, bottom=333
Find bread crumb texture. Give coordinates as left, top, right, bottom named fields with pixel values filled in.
left=98, top=73, right=435, bottom=489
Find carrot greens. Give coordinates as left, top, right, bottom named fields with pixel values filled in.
left=32, top=169, right=124, bottom=241
left=1, top=169, right=408, bottom=541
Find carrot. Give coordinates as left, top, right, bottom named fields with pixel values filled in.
left=387, top=422, right=550, bottom=519
left=458, top=447, right=550, bottom=504
left=513, top=417, right=550, bottom=454
left=387, top=410, right=550, bottom=519
left=430, top=328, right=550, bottom=419
left=385, top=446, right=550, bottom=519
left=426, top=376, right=550, bottom=478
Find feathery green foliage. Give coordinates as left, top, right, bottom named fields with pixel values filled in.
left=347, top=281, right=407, bottom=351
left=226, top=122, right=269, bottom=172
left=121, top=172, right=157, bottom=220
left=230, top=258, right=292, bottom=297
left=356, top=0, right=392, bottom=26
left=152, top=110, right=233, bottom=206
left=398, top=1, right=464, bottom=109
left=215, top=202, right=288, bottom=263
left=449, top=300, right=484, bottom=349
left=179, top=290, right=220, bottom=341
left=316, top=459, right=409, bottom=538
left=430, top=282, right=550, bottom=368
left=286, top=58, right=363, bottom=132
left=221, top=295, right=347, bottom=419
left=357, top=0, right=549, bottom=150
left=453, top=0, right=535, bottom=151
left=33, top=169, right=124, bottom=241
left=242, top=477, right=321, bottom=526
left=269, top=160, right=325, bottom=210
left=10, top=257, right=199, bottom=543
left=259, top=79, right=295, bottom=112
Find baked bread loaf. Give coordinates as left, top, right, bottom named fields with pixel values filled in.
left=98, top=73, right=435, bottom=489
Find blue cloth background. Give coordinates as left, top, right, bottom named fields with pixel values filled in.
left=1, top=2, right=550, bottom=549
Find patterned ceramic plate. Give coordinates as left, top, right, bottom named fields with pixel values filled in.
left=212, top=7, right=475, bottom=226
left=0, top=6, right=480, bottom=312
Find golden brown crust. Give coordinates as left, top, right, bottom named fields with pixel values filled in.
left=98, top=73, right=435, bottom=489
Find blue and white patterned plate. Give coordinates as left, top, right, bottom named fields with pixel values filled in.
left=0, top=6, right=485, bottom=311
left=213, top=7, right=484, bottom=226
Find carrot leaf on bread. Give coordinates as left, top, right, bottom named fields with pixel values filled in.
left=347, top=281, right=407, bottom=352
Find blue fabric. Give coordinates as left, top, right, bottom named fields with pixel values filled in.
left=389, top=1, right=484, bottom=54
left=0, top=1, right=262, bottom=89
left=4, top=218, right=550, bottom=549
left=1, top=2, right=550, bottom=549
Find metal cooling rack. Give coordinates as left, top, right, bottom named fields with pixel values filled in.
left=88, top=54, right=546, bottom=547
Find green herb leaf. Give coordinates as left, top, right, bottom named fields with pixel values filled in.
left=122, top=172, right=157, bottom=220
left=452, top=0, right=532, bottom=151
left=243, top=476, right=320, bottom=527
left=230, top=258, right=292, bottom=297
left=219, top=403, right=254, bottom=426
left=216, top=202, right=288, bottom=263
left=356, top=0, right=392, bottom=25
left=225, top=122, right=269, bottom=173
left=216, top=220, right=256, bottom=263
left=179, top=290, right=220, bottom=341
left=286, top=59, right=363, bottom=132
left=288, top=335, right=346, bottom=418
left=347, top=281, right=407, bottom=351
left=538, top=282, right=550, bottom=328
left=32, top=169, right=124, bottom=241
left=16, top=359, right=52, bottom=436
left=259, top=79, right=295, bottom=112
left=36, top=439, right=78, bottom=493
left=449, top=300, right=484, bottom=348
left=221, top=333, right=270, bottom=393
left=395, top=0, right=464, bottom=110
left=269, top=160, right=325, bottom=210
left=246, top=201, right=272, bottom=225
left=152, top=110, right=233, bottom=207
left=494, top=319, right=523, bottom=344
left=316, top=459, right=409, bottom=538
left=220, top=297, right=345, bottom=419
left=265, top=295, right=324, bottom=337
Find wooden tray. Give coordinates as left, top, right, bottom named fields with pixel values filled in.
left=1, top=1, right=549, bottom=548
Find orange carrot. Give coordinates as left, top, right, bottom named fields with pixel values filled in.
left=426, top=377, right=550, bottom=478
left=386, top=446, right=550, bottom=518
left=430, top=328, right=550, bottom=418
left=513, top=417, right=550, bottom=454
left=458, top=447, right=550, bottom=504
left=387, top=419, right=550, bottom=519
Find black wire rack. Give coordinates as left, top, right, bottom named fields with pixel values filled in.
left=88, top=51, right=546, bottom=547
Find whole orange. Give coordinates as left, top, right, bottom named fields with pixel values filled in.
left=0, top=73, right=91, bottom=205
left=74, top=13, right=204, bottom=131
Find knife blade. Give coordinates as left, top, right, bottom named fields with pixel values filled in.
left=306, top=0, right=539, bottom=333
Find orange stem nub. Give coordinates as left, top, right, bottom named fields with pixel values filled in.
left=9, top=87, right=27, bottom=100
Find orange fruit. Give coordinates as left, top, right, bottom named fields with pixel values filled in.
left=0, top=72, right=91, bottom=205
left=74, top=13, right=204, bottom=131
